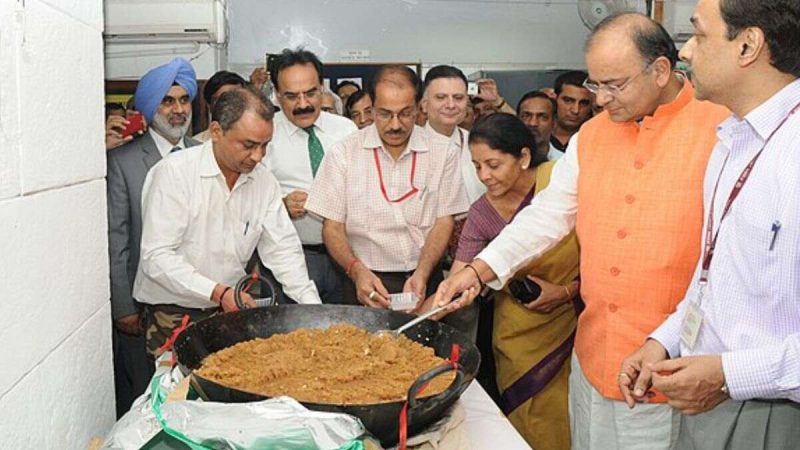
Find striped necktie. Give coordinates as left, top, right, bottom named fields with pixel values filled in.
left=305, top=126, right=324, bottom=176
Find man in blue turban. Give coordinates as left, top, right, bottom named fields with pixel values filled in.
left=106, top=57, right=199, bottom=417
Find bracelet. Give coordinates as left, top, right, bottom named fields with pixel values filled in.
left=346, top=258, right=361, bottom=277
left=217, top=286, right=231, bottom=304
left=494, top=98, right=506, bottom=109
left=464, top=264, right=485, bottom=291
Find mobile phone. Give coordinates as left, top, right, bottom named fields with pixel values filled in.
left=120, top=112, right=144, bottom=138
left=507, top=278, right=542, bottom=304
left=467, top=81, right=479, bottom=96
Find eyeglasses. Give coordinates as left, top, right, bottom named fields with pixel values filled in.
left=161, top=95, right=191, bottom=107
left=278, top=88, right=322, bottom=102
left=583, top=62, right=654, bottom=97
left=374, top=107, right=416, bottom=121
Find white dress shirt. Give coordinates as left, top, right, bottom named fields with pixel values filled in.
left=651, top=80, right=800, bottom=402
left=425, top=122, right=485, bottom=205
left=263, top=111, right=357, bottom=245
left=547, top=142, right=564, bottom=161
left=133, top=141, right=321, bottom=309
left=149, top=128, right=186, bottom=157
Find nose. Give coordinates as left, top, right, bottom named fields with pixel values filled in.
left=389, top=114, right=402, bottom=130
left=297, top=95, right=311, bottom=110
left=171, top=101, right=185, bottom=114
left=679, top=37, right=695, bottom=63
left=252, top=145, right=266, bottom=163
left=595, top=89, right=613, bottom=107
left=477, top=165, right=492, bottom=182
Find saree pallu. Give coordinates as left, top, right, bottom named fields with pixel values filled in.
left=493, top=163, right=580, bottom=450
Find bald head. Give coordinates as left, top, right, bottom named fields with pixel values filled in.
left=586, top=12, right=678, bottom=70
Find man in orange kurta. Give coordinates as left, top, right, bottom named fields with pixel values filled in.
left=434, top=13, right=730, bottom=449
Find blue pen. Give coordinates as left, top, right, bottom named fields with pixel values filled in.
left=769, top=220, right=781, bottom=251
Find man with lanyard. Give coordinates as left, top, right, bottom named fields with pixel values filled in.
left=431, top=13, right=730, bottom=449
left=106, top=57, right=199, bottom=415
left=421, top=65, right=485, bottom=204
left=620, top=1, right=800, bottom=448
left=263, top=48, right=357, bottom=304
left=306, top=65, right=470, bottom=331
left=134, top=87, right=321, bottom=358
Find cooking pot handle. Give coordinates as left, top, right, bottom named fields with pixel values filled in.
left=406, top=362, right=464, bottom=410
left=234, top=272, right=278, bottom=309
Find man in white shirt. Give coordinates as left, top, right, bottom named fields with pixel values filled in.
left=106, top=57, right=199, bottom=416
left=517, top=90, right=563, bottom=161
left=135, top=87, right=320, bottom=358
left=263, top=48, right=357, bottom=304
left=421, top=65, right=485, bottom=204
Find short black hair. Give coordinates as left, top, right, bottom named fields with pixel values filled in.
left=203, top=70, right=247, bottom=105
left=105, top=102, right=126, bottom=118
left=554, top=70, right=589, bottom=95
left=516, top=91, right=556, bottom=115
left=587, top=12, right=678, bottom=71
left=270, top=47, right=324, bottom=92
left=345, top=90, right=371, bottom=117
left=423, top=65, right=467, bottom=93
left=212, top=86, right=274, bottom=131
left=720, top=0, right=800, bottom=77
left=335, top=80, right=361, bottom=95
left=468, top=113, right=548, bottom=168
left=368, top=65, right=422, bottom=103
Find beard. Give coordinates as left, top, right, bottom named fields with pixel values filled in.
left=152, top=110, right=192, bottom=142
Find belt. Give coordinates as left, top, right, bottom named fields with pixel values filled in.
left=302, top=243, right=328, bottom=254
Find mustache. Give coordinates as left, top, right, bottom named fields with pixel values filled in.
left=292, top=106, right=316, bottom=115
left=385, top=129, right=405, bottom=136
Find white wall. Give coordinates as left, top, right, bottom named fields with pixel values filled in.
left=227, top=0, right=591, bottom=76
left=0, top=0, right=114, bottom=448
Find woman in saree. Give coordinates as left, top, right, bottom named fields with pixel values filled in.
left=445, top=113, right=580, bottom=449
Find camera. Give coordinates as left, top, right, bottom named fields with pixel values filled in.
left=507, top=278, right=542, bottom=304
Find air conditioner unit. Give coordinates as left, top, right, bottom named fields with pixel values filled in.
left=663, top=0, right=696, bottom=43
left=104, top=0, right=226, bottom=44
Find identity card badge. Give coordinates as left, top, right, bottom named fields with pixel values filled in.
left=680, top=301, right=704, bottom=350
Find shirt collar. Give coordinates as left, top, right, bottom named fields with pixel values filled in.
left=362, top=124, right=430, bottom=154
left=199, top=140, right=256, bottom=186
left=718, top=78, right=800, bottom=146
left=199, top=140, right=221, bottom=177
left=149, top=128, right=186, bottom=157
left=645, top=76, right=694, bottom=123
left=424, top=122, right=464, bottom=149
left=743, top=78, right=800, bottom=141
left=279, top=110, right=330, bottom=137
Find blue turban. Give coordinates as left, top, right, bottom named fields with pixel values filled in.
left=134, top=57, right=197, bottom=123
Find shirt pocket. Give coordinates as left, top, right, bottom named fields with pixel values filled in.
left=403, top=186, right=438, bottom=229
left=235, top=218, right=261, bottom=264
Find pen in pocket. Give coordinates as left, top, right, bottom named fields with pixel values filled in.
left=244, top=221, right=250, bottom=236
left=769, top=220, right=781, bottom=251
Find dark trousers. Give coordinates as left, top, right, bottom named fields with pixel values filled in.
left=302, top=245, right=345, bottom=304
left=342, top=267, right=479, bottom=340
left=112, top=325, right=154, bottom=418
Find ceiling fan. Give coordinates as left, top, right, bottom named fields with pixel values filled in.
left=578, top=0, right=649, bottom=30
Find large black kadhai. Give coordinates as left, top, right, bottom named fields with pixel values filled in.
left=173, top=305, right=481, bottom=447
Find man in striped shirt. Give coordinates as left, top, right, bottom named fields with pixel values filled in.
left=621, top=0, right=800, bottom=448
